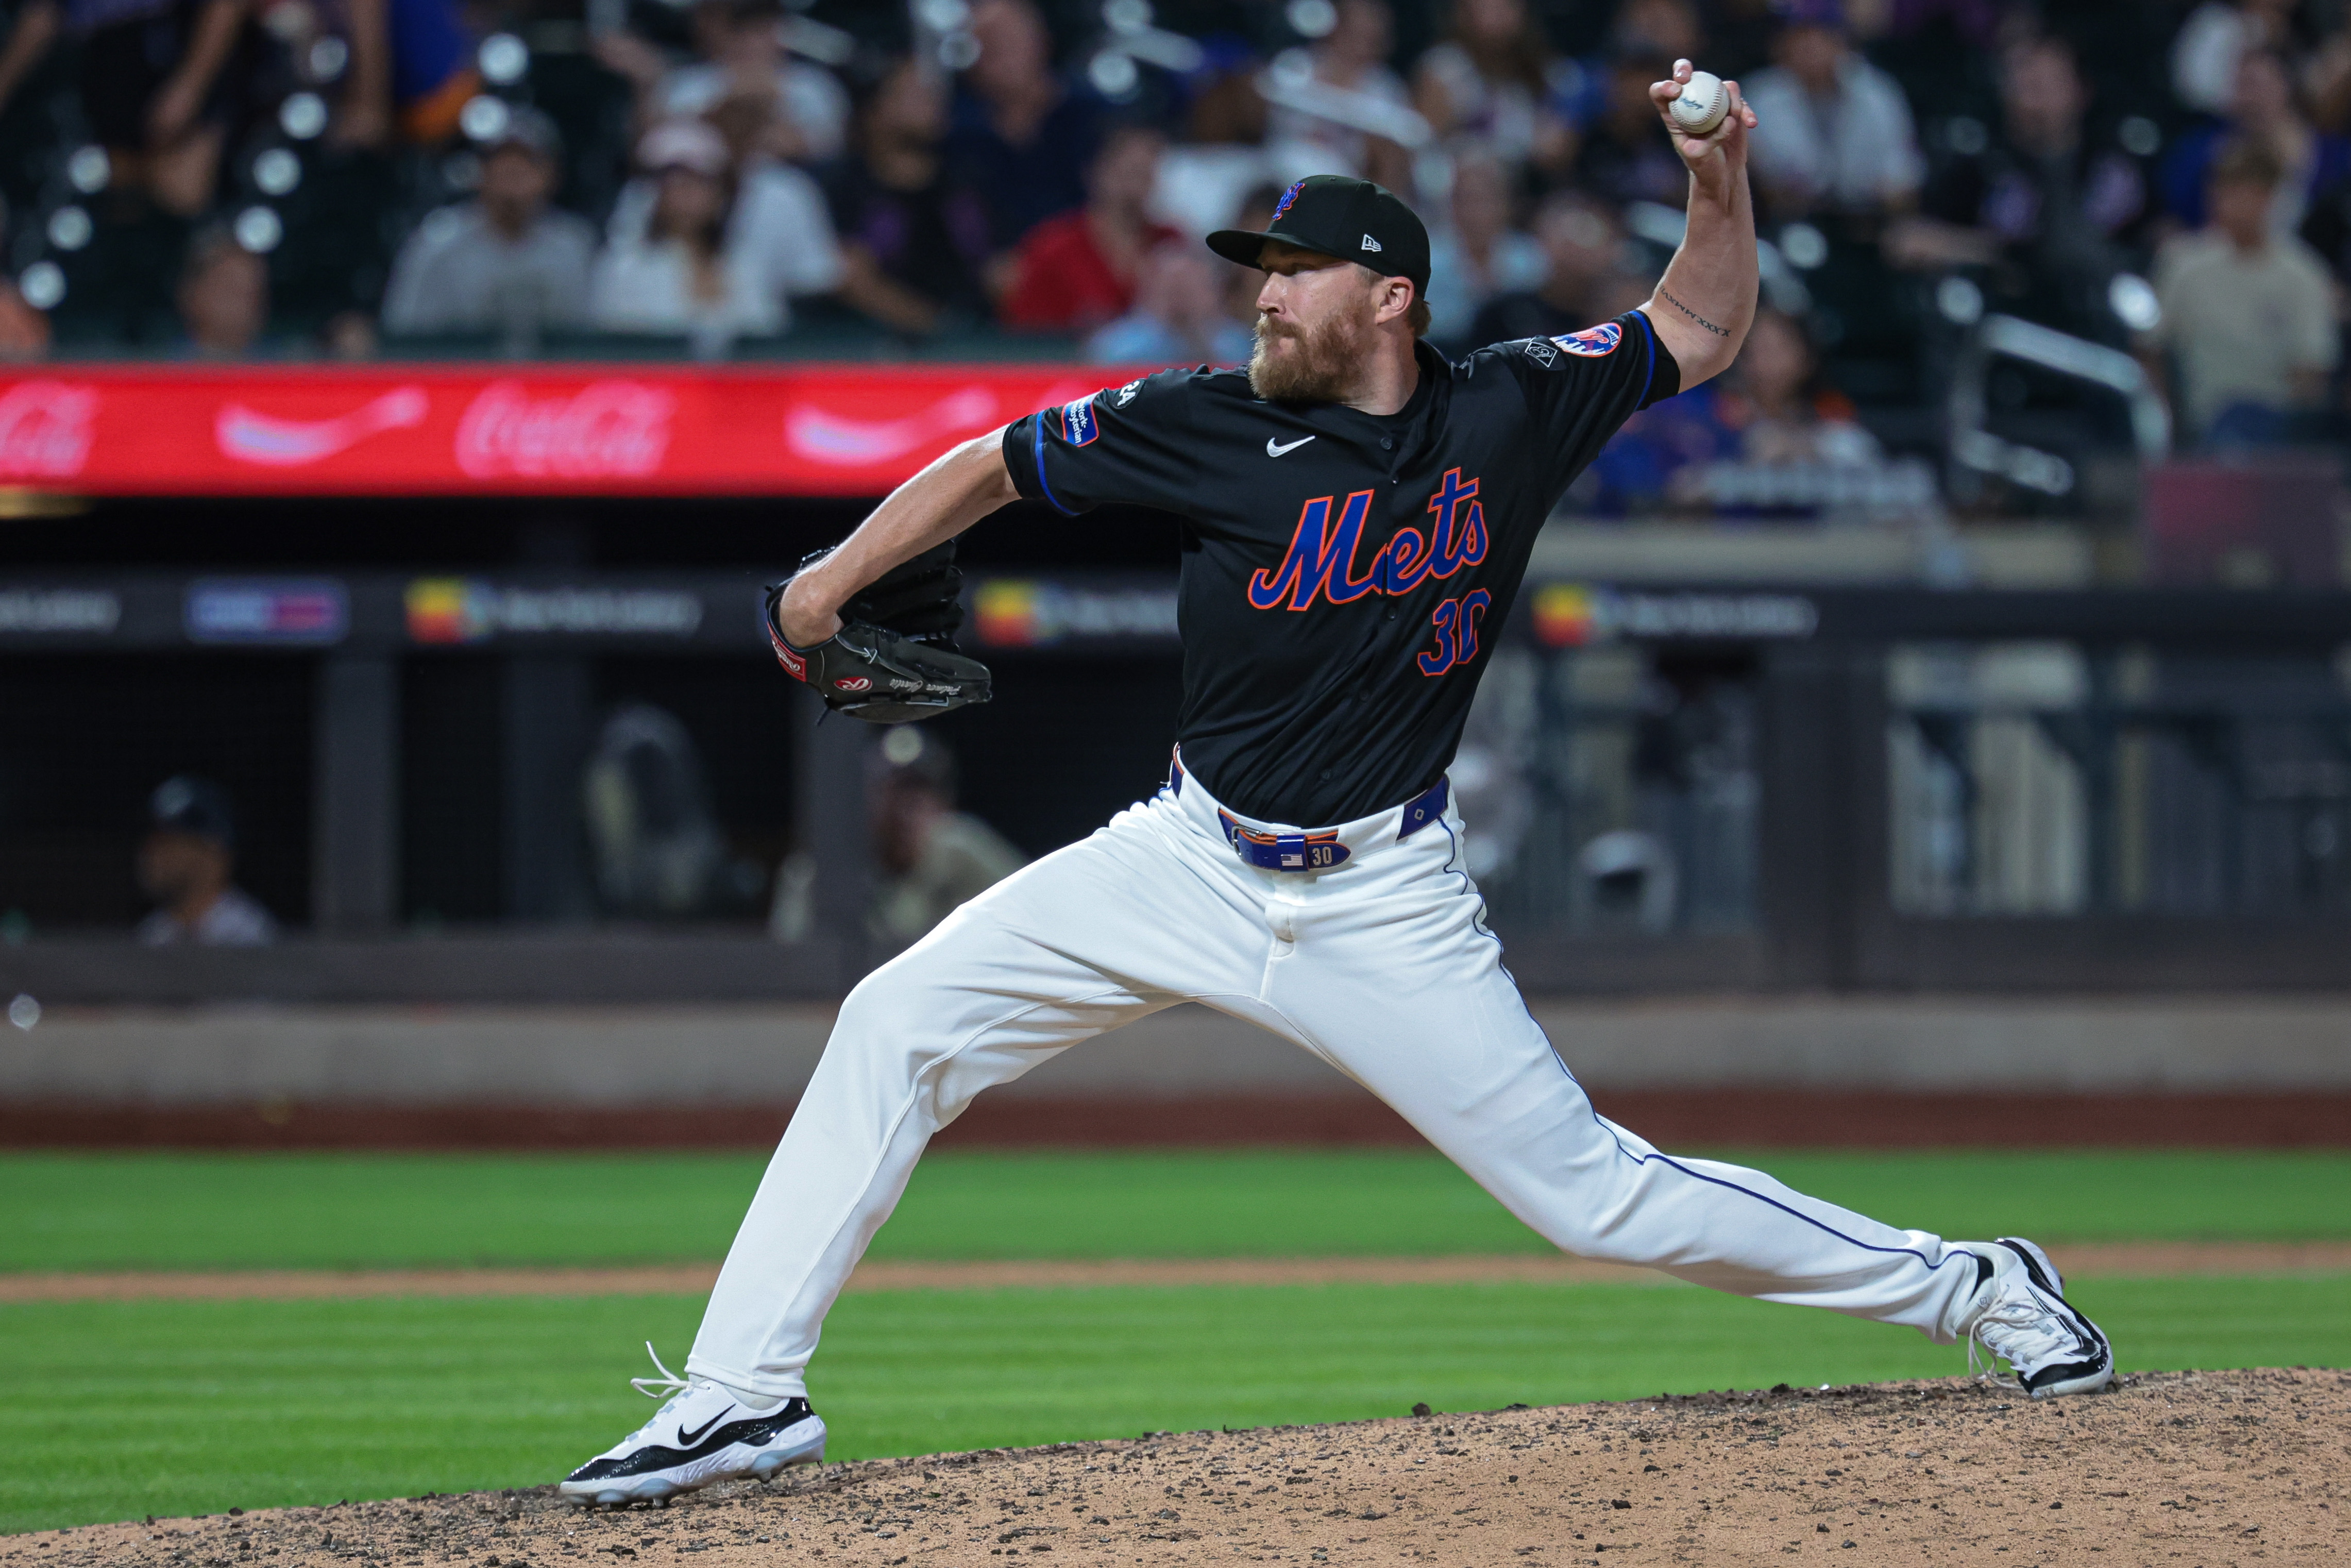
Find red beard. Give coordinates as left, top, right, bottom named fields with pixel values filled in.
left=1247, top=305, right=1372, bottom=404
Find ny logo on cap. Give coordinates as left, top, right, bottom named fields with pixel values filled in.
left=1361, top=233, right=1382, bottom=252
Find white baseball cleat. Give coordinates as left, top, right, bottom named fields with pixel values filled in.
left=559, top=1344, right=826, bottom=1506
left=1951, top=1237, right=2115, bottom=1398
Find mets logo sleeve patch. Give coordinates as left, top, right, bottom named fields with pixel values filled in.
left=1551, top=321, right=1622, bottom=357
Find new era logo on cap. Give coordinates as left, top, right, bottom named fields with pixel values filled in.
left=1361, top=233, right=1381, bottom=252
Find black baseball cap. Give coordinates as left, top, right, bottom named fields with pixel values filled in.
left=1207, top=175, right=1431, bottom=301
left=148, top=775, right=235, bottom=847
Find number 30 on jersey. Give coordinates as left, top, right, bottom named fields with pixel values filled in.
left=1417, top=589, right=1491, bottom=676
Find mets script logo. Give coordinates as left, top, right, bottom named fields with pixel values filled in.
left=1552, top=323, right=1622, bottom=358
left=1058, top=397, right=1100, bottom=447
left=1248, top=469, right=1489, bottom=611
left=1270, top=179, right=1307, bottom=223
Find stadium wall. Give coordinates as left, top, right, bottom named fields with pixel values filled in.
left=5, top=997, right=2347, bottom=1149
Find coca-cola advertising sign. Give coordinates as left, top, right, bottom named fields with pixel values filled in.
left=0, top=380, right=97, bottom=478
left=455, top=380, right=675, bottom=479
left=0, top=364, right=1144, bottom=497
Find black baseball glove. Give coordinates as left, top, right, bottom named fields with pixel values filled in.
left=764, top=542, right=992, bottom=724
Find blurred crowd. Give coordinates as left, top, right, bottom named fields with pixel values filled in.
left=2, top=0, right=2349, bottom=481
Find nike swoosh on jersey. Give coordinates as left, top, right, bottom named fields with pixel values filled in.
left=1265, top=435, right=1317, bottom=457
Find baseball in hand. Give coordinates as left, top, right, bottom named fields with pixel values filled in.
left=1669, top=70, right=1730, bottom=136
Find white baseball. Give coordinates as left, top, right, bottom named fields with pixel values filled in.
left=1669, top=70, right=1729, bottom=136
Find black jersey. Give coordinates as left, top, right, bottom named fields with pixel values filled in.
left=1002, top=311, right=1680, bottom=826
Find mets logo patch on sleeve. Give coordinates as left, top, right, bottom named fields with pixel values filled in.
left=1550, top=322, right=1623, bottom=359
left=1058, top=397, right=1101, bottom=446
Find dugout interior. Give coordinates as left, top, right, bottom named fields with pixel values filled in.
left=4, top=485, right=2350, bottom=1004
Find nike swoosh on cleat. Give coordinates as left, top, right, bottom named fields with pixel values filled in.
left=675, top=1410, right=730, bottom=1447
left=1265, top=435, right=1316, bottom=457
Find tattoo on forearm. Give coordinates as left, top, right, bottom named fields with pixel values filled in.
left=1658, top=286, right=1731, bottom=338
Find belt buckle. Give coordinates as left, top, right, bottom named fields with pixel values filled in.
left=1221, top=812, right=1349, bottom=871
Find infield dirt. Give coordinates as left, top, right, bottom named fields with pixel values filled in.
left=23, top=1368, right=2343, bottom=1567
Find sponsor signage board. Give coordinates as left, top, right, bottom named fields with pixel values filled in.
left=1531, top=583, right=1820, bottom=648
left=184, top=579, right=349, bottom=645
left=405, top=579, right=706, bottom=644
left=0, top=586, right=122, bottom=635
left=0, top=365, right=1143, bottom=497
left=972, top=578, right=1182, bottom=649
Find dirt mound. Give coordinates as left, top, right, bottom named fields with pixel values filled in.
left=28, top=1368, right=2345, bottom=1566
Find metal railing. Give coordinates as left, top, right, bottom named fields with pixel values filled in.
left=1946, top=313, right=2170, bottom=502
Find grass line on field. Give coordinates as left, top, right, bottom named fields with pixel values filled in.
left=5, top=1240, right=2348, bottom=1302
left=5, top=1150, right=2349, bottom=1274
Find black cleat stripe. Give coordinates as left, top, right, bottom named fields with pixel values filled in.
left=2020, top=1356, right=2110, bottom=1394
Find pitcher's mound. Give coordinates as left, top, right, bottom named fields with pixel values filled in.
left=38, top=1368, right=2346, bottom=1566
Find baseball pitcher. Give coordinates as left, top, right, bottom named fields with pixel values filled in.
left=560, top=61, right=2112, bottom=1507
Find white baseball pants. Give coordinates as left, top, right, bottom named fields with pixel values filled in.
left=687, top=764, right=1985, bottom=1401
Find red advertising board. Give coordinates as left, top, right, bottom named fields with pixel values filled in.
left=0, top=363, right=1141, bottom=497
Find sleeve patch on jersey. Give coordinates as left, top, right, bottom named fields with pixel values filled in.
left=1550, top=322, right=1623, bottom=358
left=1520, top=337, right=1559, bottom=368
left=1058, top=397, right=1101, bottom=446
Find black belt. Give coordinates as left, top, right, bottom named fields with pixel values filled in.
left=1169, top=754, right=1449, bottom=873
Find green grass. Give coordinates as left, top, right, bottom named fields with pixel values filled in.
left=8, top=1150, right=2343, bottom=1534
left=4, top=1274, right=2345, bottom=1536
left=6, top=1150, right=2348, bottom=1273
